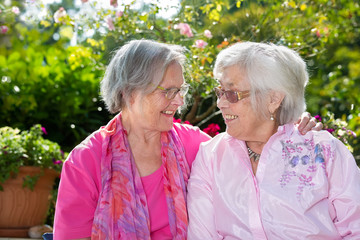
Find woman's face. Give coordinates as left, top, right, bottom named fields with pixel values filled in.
left=130, top=62, right=185, bottom=132
left=217, top=65, right=268, bottom=141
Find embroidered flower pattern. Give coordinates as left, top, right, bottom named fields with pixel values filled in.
left=279, top=138, right=332, bottom=201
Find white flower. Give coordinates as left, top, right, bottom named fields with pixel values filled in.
left=204, top=29, right=213, bottom=38
left=54, top=7, right=67, bottom=24
left=12, top=6, right=20, bottom=15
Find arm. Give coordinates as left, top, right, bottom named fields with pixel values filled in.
left=327, top=138, right=360, bottom=238
left=297, top=112, right=323, bottom=135
left=53, top=135, right=102, bottom=240
left=187, top=144, right=218, bottom=239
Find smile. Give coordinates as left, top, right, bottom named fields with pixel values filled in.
left=224, top=114, right=238, bottom=120
left=162, top=110, right=175, bottom=115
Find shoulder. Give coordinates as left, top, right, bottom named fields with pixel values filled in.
left=285, top=125, right=352, bottom=157
left=172, top=123, right=211, bottom=167
left=198, top=132, right=232, bottom=152
left=173, top=122, right=207, bottom=135
left=68, top=130, right=103, bottom=163
left=63, top=128, right=105, bottom=178
left=173, top=122, right=211, bottom=143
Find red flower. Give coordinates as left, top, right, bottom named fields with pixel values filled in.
left=314, top=115, right=322, bottom=122
left=203, top=123, right=220, bottom=137
left=173, top=118, right=192, bottom=125
left=326, top=128, right=335, bottom=133
left=173, top=118, right=181, bottom=123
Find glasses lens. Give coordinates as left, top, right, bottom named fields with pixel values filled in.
left=180, top=84, right=189, bottom=97
left=225, top=91, right=239, bottom=103
left=166, top=89, right=179, bottom=99
left=214, top=87, right=223, bottom=99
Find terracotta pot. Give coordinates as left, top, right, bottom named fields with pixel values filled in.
left=0, top=166, right=59, bottom=237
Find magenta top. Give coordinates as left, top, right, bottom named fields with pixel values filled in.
left=53, top=122, right=210, bottom=240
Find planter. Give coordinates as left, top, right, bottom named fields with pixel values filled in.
left=0, top=166, right=59, bottom=237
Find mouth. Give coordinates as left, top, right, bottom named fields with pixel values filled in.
left=161, top=110, right=176, bottom=116
left=223, top=114, right=238, bottom=121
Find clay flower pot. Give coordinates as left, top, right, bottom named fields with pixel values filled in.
left=0, top=166, right=59, bottom=237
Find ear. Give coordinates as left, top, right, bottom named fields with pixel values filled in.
left=268, top=90, right=285, bottom=114
left=129, top=90, right=140, bottom=106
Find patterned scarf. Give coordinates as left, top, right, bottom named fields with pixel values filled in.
left=91, top=114, right=190, bottom=239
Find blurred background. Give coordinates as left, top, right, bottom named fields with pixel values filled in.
left=0, top=0, right=359, bottom=176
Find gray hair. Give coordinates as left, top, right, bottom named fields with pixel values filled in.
left=214, top=41, right=309, bottom=125
left=101, top=39, right=187, bottom=113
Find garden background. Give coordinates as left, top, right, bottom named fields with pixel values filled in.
left=0, top=0, right=359, bottom=225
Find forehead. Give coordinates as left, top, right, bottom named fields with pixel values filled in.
left=219, top=65, right=247, bottom=88
left=161, top=62, right=184, bottom=87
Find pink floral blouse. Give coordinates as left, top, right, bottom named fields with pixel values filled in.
left=187, top=124, right=360, bottom=239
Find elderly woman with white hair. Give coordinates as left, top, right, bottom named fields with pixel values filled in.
left=187, top=42, right=360, bottom=239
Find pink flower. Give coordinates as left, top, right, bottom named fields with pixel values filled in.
left=204, top=29, right=212, bottom=38
left=1, top=26, right=8, bottom=34
left=12, top=6, right=20, bottom=15
left=81, top=0, right=89, bottom=2
left=195, top=39, right=208, bottom=48
left=52, top=158, right=63, bottom=165
left=116, top=10, right=123, bottom=18
left=110, top=0, right=118, bottom=7
left=106, top=16, right=115, bottom=31
left=174, top=23, right=193, bottom=37
left=41, top=127, right=48, bottom=135
left=54, top=7, right=67, bottom=23
left=314, top=115, right=322, bottom=122
left=326, top=128, right=335, bottom=133
left=203, top=123, right=220, bottom=137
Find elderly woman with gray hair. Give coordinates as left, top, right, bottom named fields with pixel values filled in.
left=54, top=39, right=212, bottom=239
left=53, top=39, right=319, bottom=240
left=187, top=42, right=360, bottom=239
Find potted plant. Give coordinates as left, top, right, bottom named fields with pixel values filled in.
left=0, top=124, right=66, bottom=237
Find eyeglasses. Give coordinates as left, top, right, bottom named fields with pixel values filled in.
left=157, top=83, right=190, bottom=100
left=214, top=86, right=250, bottom=103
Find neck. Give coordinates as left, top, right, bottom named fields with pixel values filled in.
left=121, top=110, right=161, bottom=144
left=246, top=122, right=279, bottom=154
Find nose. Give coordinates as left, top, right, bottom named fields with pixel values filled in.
left=217, top=94, right=228, bottom=109
left=172, top=91, right=184, bottom=106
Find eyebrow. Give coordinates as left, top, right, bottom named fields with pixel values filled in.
left=218, top=80, right=235, bottom=88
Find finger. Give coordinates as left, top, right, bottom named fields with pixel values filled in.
left=312, top=122, right=323, bottom=131
left=300, top=117, right=317, bottom=135
left=297, top=112, right=311, bottom=131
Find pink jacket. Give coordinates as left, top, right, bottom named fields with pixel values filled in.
left=54, top=120, right=210, bottom=240
left=187, top=123, right=360, bottom=239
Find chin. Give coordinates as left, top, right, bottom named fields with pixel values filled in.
left=226, top=127, right=241, bottom=139
left=161, top=121, right=174, bottom=132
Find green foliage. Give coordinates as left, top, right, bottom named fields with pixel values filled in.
left=0, top=0, right=359, bottom=162
left=0, top=23, right=109, bottom=150
left=0, top=124, right=65, bottom=190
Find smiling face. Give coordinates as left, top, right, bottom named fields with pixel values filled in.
left=217, top=65, right=273, bottom=142
left=128, top=61, right=185, bottom=133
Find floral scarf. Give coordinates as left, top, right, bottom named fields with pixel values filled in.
left=91, top=114, right=190, bottom=239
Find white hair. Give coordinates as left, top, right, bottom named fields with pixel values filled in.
left=214, top=41, right=309, bottom=124
left=100, top=39, right=187, bottom=113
